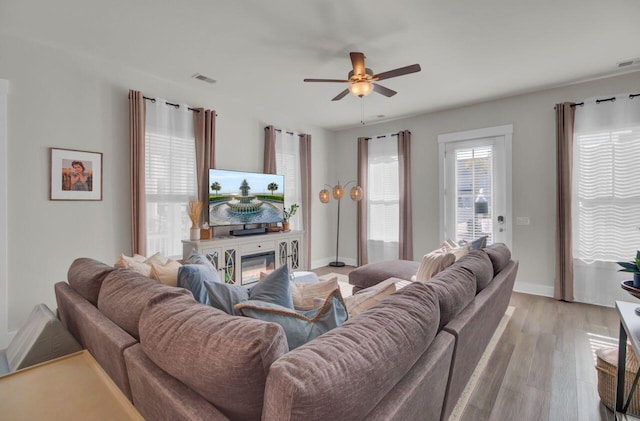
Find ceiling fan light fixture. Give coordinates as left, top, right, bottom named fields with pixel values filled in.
left=349, top=81, right=373, bottom=98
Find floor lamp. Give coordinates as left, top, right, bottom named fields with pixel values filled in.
left=319, top=181, right=363, bottom=267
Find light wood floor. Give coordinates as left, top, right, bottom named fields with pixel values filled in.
left=313, top=266, right=620, bottom=420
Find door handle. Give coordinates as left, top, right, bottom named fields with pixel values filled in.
left=497, top=215, right=504, bottom=224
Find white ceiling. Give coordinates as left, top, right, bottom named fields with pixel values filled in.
left=2, top=0, right=640, bottom=130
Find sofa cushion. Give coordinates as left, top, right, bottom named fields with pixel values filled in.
left=424, top=266, right=477, bottom=329
left=415, top=250, right=456, bottom=282
left=450, top=250, right=494, bottom=293
left=114, top=254, right=152, bottom=277
left=235, top=289, right=348, bottom=351
left=139, top=292, right=288, bottom=421
left=97, top=269, right=190, bottom=339
left=262, top=282, right=440, bottom=420
left=291, top=276, right=339, bottom=311
left=67, top=258, right=118, bottom=305
left=177, top=264, right=218, bottom=305
left=349, top=260, right=420, bottom=290
left=484, top=243, right=512, bottom=274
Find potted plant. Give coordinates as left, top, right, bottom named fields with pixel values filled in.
left=617, top=250, right=640, bottom=288
left=282, top=204, right=299, bottom=232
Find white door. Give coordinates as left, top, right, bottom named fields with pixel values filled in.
left=439, top=125, right=512, bottom=247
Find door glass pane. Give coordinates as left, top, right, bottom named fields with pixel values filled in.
left=454, top=146, right=493, bottom=245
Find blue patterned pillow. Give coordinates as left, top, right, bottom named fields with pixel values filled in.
left=234, top=289, right=348, bottom=350
left=204, top=264, right=293, bottom=315
left=177, top=264, right=220, bottom=305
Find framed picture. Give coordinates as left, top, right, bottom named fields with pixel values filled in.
left=50, top=148, right=103, bottom=201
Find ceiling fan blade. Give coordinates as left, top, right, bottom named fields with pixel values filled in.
left=373, top=64, right=421, bottom=81
left=350, top=52, right=366, bottom=77
left=373, top=83, right=397, bottom=97
left=331, top=89, right=350, bottom=101
left=304, top=78, right=350, bottom=83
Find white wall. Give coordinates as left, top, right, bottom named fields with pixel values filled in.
left=0, top=34, right=334, bottom=338
left=333, top=71, right=640, bottom=299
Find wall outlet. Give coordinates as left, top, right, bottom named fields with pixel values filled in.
left=516, top=217, right=530, bottom=226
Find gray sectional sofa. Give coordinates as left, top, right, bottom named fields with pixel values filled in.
left=54, top=243, right=517, bottom=421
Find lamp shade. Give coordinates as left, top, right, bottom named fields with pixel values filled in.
left=332, top=184, right=344, bottom=200
left=319, top=189, right=330, bottom=203
left=349, top=81, right=373, bottom=98
left=350, top=186, right=363, bottom=201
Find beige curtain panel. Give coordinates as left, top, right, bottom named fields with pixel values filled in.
left=299, top=134, right=312, bottom=270
left=554, top=102, right=576, bottom=302
left=398, top=130, right=413, bottom=261
left=263, top=125, right=277, bottom=175
left=357, top=137, right=369, bottom=266
left=128, top=90, right=146, bottom=256
left=194, top=109, right=216, bottom=225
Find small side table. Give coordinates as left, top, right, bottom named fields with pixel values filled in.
left=0, top=350, right=142, bottom=420
left=615, top=301, right=640, bottom=420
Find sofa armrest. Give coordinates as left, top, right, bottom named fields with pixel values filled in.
left=55, top=282, right=138, bottom=400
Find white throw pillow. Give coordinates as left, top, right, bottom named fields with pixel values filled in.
left=415, top=249, right=456, bottom=282
left=150, top=259, right=182, bottom=287
left=290, top=277, right=339, bottom=311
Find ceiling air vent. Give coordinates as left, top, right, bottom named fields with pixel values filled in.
left=192, top=73, right=216, bottom=84
left=618, top=58, right=640, bottom=68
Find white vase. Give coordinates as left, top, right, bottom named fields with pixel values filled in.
left=190, top=226, right=200, bottom=240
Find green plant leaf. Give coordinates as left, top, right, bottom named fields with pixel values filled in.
left=618, top=261, right=638, bottom=271
left=635, top=257, right=640, bottom=271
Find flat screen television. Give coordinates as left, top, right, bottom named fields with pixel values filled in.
left=208, top=168, right=285, bottom=228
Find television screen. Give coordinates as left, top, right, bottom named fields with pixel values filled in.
left=208, top=169, right=285, bottom=227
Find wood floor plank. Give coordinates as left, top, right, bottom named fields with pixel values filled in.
left=578, top=379, right=606, bottom=421
left=515, top=385, right=550, bottom=421
left=549, top=350, right=578, bottom=420
left=527, top=333, right=556, bottom=392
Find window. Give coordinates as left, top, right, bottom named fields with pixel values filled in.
left=145, top=101, right=197, bottom=258
left=573, top=109, right=640, bottom=262
left=367, top=135, right=399, bottom=262
left=275, top=130, right=302, bottom=230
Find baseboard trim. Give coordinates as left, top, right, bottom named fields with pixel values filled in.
left=513, top=281, right=554, bottom=298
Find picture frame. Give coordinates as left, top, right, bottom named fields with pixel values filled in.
left=50, top=148, right=103, bottom=201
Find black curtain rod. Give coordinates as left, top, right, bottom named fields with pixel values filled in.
left=374, top=131, right=409, bottom=139
left=570, top=93, right=640, bottom=108
left=274, top=128, right=295, bottom=135
left=143, top=96, right=218, bottom=116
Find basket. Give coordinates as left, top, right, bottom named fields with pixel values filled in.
left=596, top=345, right=640, bottom=415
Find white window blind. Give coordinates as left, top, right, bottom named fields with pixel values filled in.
left=573, top=117, right=640, bottom=262
left=454, top=145, right=494, bottom=245
left=275, top=130, right=302, bottom=230
left=367, top=135, right=399, bottom=262
left=145, top=100, right=197, bottom=258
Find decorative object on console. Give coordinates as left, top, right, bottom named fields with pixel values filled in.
left=50, top=147, right=103, bottom=201
left=319, top=181, right=364, bottom=267
left=282, top=203, right=299, bottom=232
left=187, top=200, right=203, bottom=240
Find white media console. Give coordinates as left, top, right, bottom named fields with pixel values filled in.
left=182, top=230, right=304, bottom=287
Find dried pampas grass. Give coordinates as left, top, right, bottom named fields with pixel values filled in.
left=187, top=200, right=202, bottom=226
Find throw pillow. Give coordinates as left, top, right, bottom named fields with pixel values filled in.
left=204, top=264, right=294, bottom=315
left=114, top=253, right=152, bottom=277
left=344, top=281, right=396, bottom=317
left=249, top=265, right=293, bottom=309
left=441, top=240, right=470, bottom=261
left=177, top=264, right=220, bottom=305
left=183, top=249, right=216, bottom=271
left=234, top=289, right=348, bottom=350
left=144, top=252, right=169, bottom=266
left=290, top=277, right=338, bottom=311
left=204, top=281, right=250, bottom=316
left=150, top=259, right=182, bottom=287
left=415, top=249, right=456, bottom=282
left=470, top=236, right=488, bottom=250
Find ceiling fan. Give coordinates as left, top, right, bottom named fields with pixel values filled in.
left=303, top=52, right=421, bottom=101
